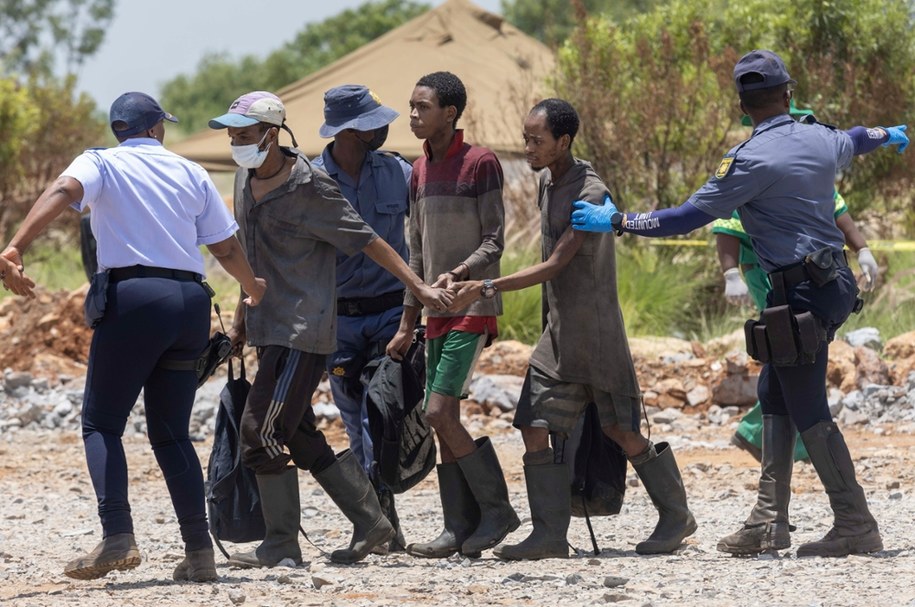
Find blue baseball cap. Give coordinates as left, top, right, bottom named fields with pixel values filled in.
left=733, top=50, right=797, bottom=93
left=319, top=85, right=399, bottom=138
left=109, top=92, right=177, bottom=137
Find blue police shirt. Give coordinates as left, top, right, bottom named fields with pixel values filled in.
left=63, top=138, right=237, bottom=275
left=687, top=115, right=853, bottom=273
left=312, top=146, right=411, bottom=299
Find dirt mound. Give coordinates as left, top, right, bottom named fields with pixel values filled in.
left=0, top=286, right=92, bottom=380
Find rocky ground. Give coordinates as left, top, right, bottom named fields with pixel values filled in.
left=3, top=287, right=915, bottom=606
left=2, top=420, right=915, bottom=607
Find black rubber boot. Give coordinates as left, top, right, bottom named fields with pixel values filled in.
left=63, top=533, right=141, bottom=580
left=227, top=467, right=303, bottom=568
left=173, top=546, right=218, bottom=582
left=406, top=462, right=481, bottom=559
left=718, top=414, right=795, bottom=555
left=631, top=441, right=698, bottom=554
left=796, top=421, right=883, bottom=557
left=375, top=485, right=406, bottom=553
left=456, top=437, right=521, bottom=555
left=314, top=450, right=395, bottom=564
left=494, top=463, right=570, bottom=560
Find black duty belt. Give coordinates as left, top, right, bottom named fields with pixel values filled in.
left=337, top=290, right=404, bottom=317
left=769, top=250, right=848, bottom=291
left=109, top=265, right=202, bottom=283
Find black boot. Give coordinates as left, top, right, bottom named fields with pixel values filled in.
left=227, top=467, right=302, bottom=568
left=314, top=450, right=395, bottom=564
left=456, top=437, right=521, bottom=555
left=718, top=414, right=795, bottom=555
left=494, top=463, right=570, bottom=560
left=375, top=485, right=406, bottom=553
left=796, top=421, right=882, bottom=557
left=406, top=463, right=481, bottom=558
left=631, top=442, right=697, bottom=554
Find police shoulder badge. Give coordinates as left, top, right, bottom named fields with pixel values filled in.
left=715, top=156, right=735, bottom=179
left=332, top=366, right=346, bottom=377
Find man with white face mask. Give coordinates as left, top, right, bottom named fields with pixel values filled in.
left=208, top=91, right=452, bottom=568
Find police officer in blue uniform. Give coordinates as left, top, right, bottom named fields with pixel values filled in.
left=312, top=85, right=413, bottom=552
left=0, top=92, right=266, bottom=581
left=570, top=50, right=908, bottom=558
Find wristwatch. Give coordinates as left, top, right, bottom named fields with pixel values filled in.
left=611, top=211, right=624, bottom=235
left=480, top=279, right=498, bottom=299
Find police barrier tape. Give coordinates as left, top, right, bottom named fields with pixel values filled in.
left=644, top=239, right=915, bottom=252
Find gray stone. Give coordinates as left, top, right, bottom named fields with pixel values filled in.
left=227, top=589, right=246, bottom=605
left=604, top=576, right=628, bottom=588
left=686, top=385, right=710, bottom=407
left=3, top=372, right=32, bottom=391
left=844, top=327, right=882, bottom=350
left=468, top=374, right=523, bottom=412
left=713, top=375, right=758, bottom=407
left=842, top=390, right=864, bottom=411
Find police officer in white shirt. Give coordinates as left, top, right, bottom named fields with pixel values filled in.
left=0, top=92, right=266, bottom=582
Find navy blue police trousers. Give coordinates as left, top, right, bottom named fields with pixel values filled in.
left=81, top=276, right=211, bottom=551
left=759, top=266, right=859, bottom=432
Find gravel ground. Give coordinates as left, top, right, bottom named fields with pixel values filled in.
left=2, top=418, right=914, bottom=607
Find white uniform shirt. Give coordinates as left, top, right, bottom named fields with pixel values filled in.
left=63, top=138, right=236, bottom=275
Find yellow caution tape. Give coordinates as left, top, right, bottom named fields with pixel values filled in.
left=643, top=239, right=915, bottom=252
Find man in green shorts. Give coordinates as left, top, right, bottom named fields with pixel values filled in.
left=451, top=98, right=696, bottom=559
left=387, top=71, right=519, bottom=558
left=717, top=101, right=878, bottom=463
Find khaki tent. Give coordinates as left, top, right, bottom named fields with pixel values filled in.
left=170, top=0, right=555, bottom=171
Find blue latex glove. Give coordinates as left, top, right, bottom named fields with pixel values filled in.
left=881, top=124, right=908, bottom=153
left=571, top=193, right=621, bottom=233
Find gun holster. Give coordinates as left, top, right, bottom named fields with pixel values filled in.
left=83, top=271, right=110, bottom=328
left=745, top=305, right=824, bottom=367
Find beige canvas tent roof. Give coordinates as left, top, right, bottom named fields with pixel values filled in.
left=170, top=0, right=554, bottom=171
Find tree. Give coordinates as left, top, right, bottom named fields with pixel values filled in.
left=161, top=0, right=428, bottom=135
left=554, top=0, right=915, bottom=213
left=499, top=0, right=664, bottom=47
left=0, top=74, right=104, bottom=243
left=0, top=0, right=112, bottom=243
left=0, top=0, right=115, bottom=76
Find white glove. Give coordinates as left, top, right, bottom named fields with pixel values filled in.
left=857, top=247, right=878, bottom=292
left=723, top=267, right=750, bottom=306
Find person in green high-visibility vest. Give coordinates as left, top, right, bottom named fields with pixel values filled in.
left=712, top=100, right=879, bottom=462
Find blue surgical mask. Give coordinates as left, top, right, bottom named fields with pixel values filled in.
left=231, top=130, right=271, bottom=169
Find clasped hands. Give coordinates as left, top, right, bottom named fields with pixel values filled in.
left=429, top=271, right=484, bottom=313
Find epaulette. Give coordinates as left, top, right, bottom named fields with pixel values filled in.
left=809, top=118, right=838, bottom=131
left=378, top=150, right=409, bottom=162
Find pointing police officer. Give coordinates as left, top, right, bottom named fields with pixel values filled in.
left=571, top=50, right=908, bottom=558
left=0, top=92, right=266, bottom=581
left=311, top=85, right=413, bottom=552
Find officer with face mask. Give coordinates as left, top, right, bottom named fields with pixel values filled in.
left=208, top=91, right=451, bottom=568
left=310, top=85, right=413, bottom=554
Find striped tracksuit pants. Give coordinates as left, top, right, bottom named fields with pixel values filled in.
left=239, top=345, right=336, bottom=475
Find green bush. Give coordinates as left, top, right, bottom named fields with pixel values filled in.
left=616, top=240, right=719, bottom=337
left=497, top=245, right=543, bottom=344
left=838, top=251, right=915, bottom=340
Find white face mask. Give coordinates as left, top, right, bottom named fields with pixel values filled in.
left=231, top=130, right=271, bottom=168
